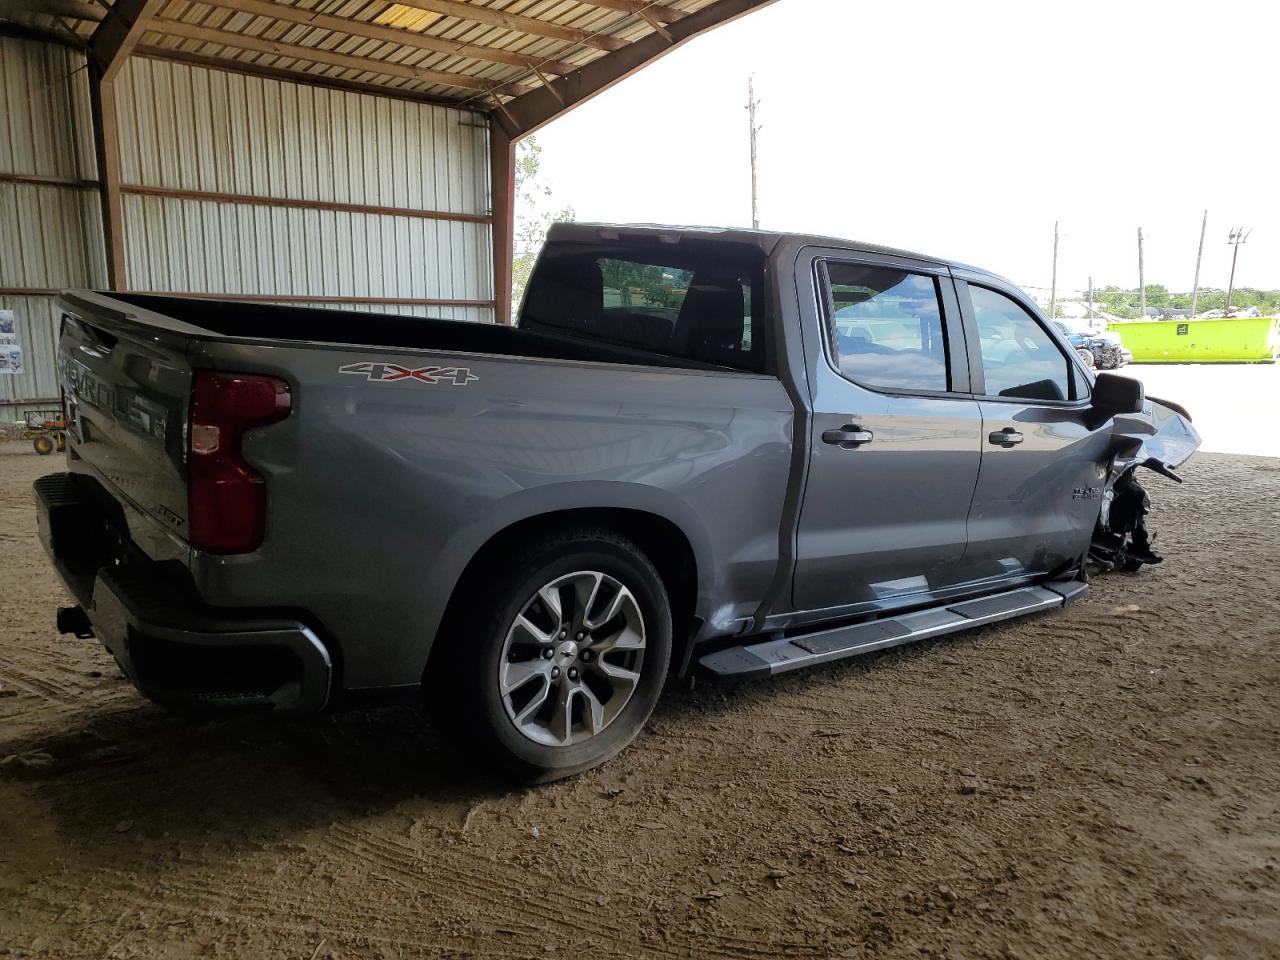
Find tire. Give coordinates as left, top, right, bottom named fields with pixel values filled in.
left=1076, top=348, right=1096, bottom=369
left=427, top=528, right=673, bottom=783
left=32, top=435, right=54, bottom=455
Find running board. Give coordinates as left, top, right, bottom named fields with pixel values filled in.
left=697, top=580, right=1087, bottom=680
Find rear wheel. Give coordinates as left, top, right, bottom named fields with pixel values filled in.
left=427, top=529, right=672, bottom=782
left=32, top=434, right=54, bottom=455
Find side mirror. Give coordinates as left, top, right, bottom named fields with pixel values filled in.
left=1092, top=372, right=1144, bottom=415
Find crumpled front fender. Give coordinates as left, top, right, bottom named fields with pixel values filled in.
left=1092, top=396, right=1202, bottom=572
left=1109, top=395, right=1201, bottom=477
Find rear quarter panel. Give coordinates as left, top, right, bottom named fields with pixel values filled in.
left=186, top=339, right=793, bottom=689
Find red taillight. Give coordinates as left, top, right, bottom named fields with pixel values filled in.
left=188, top=372, right=291, bottom=554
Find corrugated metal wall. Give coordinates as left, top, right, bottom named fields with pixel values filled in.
left=0, top=36, right=106, bottom=418
left=114, top=58, right=494, bottom=320
left=1, top=42, right=495, bottom=422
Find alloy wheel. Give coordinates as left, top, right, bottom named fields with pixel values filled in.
left=498, top=570, right=646, bottom=747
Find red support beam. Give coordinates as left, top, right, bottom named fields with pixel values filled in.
left=118, top=183, right=492, bottom=224
left=88, top=0, right=164, bottom=81
left=490, top=123, right=516, bottom=326
left=88, top=75, right=126, bottom=290
left=87, top=0, right=165, bottom=290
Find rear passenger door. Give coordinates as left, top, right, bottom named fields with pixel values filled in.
left=792, top=253, right=984, bottom=615
left=955, top=277, right=1111, bottom=579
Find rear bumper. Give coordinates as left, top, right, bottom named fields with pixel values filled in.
left=34, top=473, right=332, bottom=713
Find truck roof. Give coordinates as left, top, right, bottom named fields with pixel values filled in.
left=546, top=221, right=1008, bottom=286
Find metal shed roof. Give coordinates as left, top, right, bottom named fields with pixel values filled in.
left=1, top=0, right=774, bottom=131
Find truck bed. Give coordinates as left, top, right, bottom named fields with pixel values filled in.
left=104, top=293, right=734, bottom=373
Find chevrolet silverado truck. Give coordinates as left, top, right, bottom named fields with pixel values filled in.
left=36, top=223, right=1200, bottom=780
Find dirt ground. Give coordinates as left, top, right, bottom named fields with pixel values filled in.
left=1, top=440, right=1277, bottom=960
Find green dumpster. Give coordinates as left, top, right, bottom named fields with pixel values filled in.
left=1108, top=316, right=1280, bottom=363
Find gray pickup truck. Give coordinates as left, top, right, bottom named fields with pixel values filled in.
left=36, top=223, right=1200, bottom=780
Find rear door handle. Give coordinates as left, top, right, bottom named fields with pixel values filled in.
left=822, top=425, right=874, bottom=448
left=988, top=428, right=1024, bottom=447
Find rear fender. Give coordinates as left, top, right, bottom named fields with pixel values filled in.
left=420, top=481, right=718, bottom=657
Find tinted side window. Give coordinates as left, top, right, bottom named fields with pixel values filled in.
left=970, top=286, right=1071, bottom=401
left=521, top=244, right=765, bottom=373
left=824, top=263, right=949, bottom=393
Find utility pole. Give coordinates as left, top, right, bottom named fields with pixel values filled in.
left=1048, top=221, right=1059, bottom=320
left=1137, top=227, right=1146, bottom=320
left=747, top=76, right=761, bottom=229
left=1226, top=226, right=1252, bottom=315
left=1087, top=276, right=1095, bottom=330
left=1190, top=209, right=1207, bottom=316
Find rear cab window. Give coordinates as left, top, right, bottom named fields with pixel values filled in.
left=520, top=240, right=767, bottom=373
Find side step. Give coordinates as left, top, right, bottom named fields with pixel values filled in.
left=697, top=580, right=1087, bottom=680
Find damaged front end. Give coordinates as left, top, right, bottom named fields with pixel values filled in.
left=1090, top=393, right=1201, bottom=572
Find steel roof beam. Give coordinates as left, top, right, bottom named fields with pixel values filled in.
left=390, top=0, right=628, bottom=52
left=154, top=18, right=536, bottom=96
left=88, top=0, right=163, bottom=80
left=493, top=0, right=777, bottom=138
left=0, top=0, right=101, bottom=23
left=206, top=0, right=581, bottom=76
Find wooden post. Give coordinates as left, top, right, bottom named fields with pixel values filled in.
left=1048, top=221, right=1058, bottom=320
left=1190, top=209, right=1207, bottom=317
left=1137, top=228, right=1146, bottom=320
left=747, top=76, right=760, bottom=229
left=490, top=123, right=516, bottom=326
left=1225, top=227, right=1250, bottom=316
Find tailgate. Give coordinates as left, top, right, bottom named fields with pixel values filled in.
left=59, top=297, right=194, bottom=542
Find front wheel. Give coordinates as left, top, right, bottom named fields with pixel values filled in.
left=32, top=434, right=54, bottom=455
left=427, top=529, right=672, bottom=782
left=1076, top=348, right=1096, bottom=369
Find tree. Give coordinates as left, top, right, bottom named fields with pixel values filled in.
left=1076, top=284, right=1280, bottom=318
left=510, top=137, right=574, bottom=314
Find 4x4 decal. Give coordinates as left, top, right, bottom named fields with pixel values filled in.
left=339, top=361, right=478, bottom=385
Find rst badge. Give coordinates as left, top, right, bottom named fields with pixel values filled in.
left=339, top=361, right=478, bottom=385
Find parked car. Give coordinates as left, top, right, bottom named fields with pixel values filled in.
left=1053, top=320, right=1133, bottom=369
left=36, top=223, right=1199, bottom=780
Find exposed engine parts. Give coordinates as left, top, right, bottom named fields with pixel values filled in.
left=1091, top=465, right=1167, bottom=572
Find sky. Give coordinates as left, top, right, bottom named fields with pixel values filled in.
left=531, top=0, right=1279, bottom=300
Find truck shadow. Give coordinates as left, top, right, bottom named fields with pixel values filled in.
left=1, top=692, right=508, bottom=858
left=2, top=631, right=967, bottom=867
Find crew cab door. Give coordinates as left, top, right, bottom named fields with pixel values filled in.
left=954, top=276, right=1111, bottom=579
left=791, top=251, right=983, bottom=614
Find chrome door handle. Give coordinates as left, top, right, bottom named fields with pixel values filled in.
left=988, top=428, right=1024, bottom=447
left=822, top=425, right=874, bottom=448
